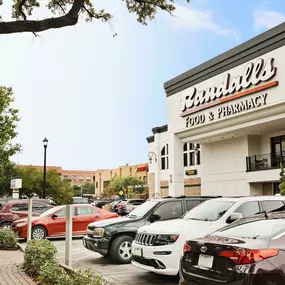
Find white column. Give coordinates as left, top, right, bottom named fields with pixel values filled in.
left=27, top=198, right=32, bottom=241
left=154, top=133, right=161, bottom=199
left=168, top=133, right=184, bottom=196
left=65, top=204, right=72, bottom=267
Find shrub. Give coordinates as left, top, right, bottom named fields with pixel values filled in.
left=72, top=268, right=107, bottom=285
left=0, top=228, right=18, bottom=250
left=23, top=240, right=57, bottom=277
left=39, top=262, right=72, bottom=285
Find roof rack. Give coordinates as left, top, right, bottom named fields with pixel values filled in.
left=162, top=195, right=222, bottom=199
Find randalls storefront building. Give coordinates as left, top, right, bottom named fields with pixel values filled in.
left=147, top=22, right=285, bottom=198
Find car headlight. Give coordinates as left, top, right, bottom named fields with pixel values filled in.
left=15, top=222, right=27, bottom=227
left=93, top=228, right=105, bottom=237
left=154, top=234, right=179, bottom=246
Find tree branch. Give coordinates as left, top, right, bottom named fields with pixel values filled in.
left=0, top=0, right=84, bottom=34
left=18, top=0, right=28, bottom=20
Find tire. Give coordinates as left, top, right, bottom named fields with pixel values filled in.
left=110, top=235, right=133, bottom=264
left=31, top=226, right=47, bottom=240
left=0, top=222, right=12, bottom=229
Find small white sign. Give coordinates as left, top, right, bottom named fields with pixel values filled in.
left=198, top=254, right=214, bottom=269
left=11, top=178, right=22, bottom=189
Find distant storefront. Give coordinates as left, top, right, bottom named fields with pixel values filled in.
left=147, top=22, right=285, bottom=198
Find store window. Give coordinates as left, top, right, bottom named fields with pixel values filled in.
left=63, top=175, right=69, bottom=180
left=86, top=176, right=91, bottom=182
left=72, top=175, right=76, bottom=181
left=161, top=144, right=169, bottom=170
left=183, top=143, right=201, bottom=167
left=79, top=176, right=84, bottom=181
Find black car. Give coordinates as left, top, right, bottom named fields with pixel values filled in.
left=92, top=200, right=109, bottom=209
left=180, top=212, right=285, bottom=285
left=83, top=196, right=220, bottom=264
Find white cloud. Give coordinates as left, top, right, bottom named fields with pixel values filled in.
left=171, top=4, right=236, bottom=37
left=253, top=10, right=285, bottom=31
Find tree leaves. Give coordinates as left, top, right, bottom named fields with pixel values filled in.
left=0, top=87, right=21, bottom=192
left=108, top=176, right=146, bottom=196
left=16, top=167, right=74, bottom=204
left=0, top=0, right=190, bottom=34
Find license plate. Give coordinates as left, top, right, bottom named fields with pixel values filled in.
left=133, top=247, right=142, bottom=257
left=198, top=254, right=214, bottom=268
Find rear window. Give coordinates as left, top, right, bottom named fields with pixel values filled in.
left=214, top=219, right=285, bottom=239
left=186, top=200, right=201, bottom=211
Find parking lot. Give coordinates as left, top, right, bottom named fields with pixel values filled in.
left=22, top=238, right=178, bottom=285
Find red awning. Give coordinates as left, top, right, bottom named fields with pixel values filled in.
left=136, top=165, right=148, bottom=172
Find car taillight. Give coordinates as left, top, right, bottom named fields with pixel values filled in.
left=183, top=243, right=191, bottom=254
left=121, top=204, right=126, bottom=207
left=220, top=249, right=279, bottom=265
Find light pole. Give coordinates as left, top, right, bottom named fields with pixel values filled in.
left=43, top=137, right=48, bottom=199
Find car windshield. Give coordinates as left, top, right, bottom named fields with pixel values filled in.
left=183, top=200, right=235, bottom=221
left=127, top=201, right=158, bottom=218
left=213, top=219, right=285, bottom=239
left=40, top=206, right=62, bottom=217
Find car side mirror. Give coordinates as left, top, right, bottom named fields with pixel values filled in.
left=227, top=212, right=243, bottom=223
left=149, top=213, right=161, bottom=223
left=51, top=214, right=58, bottom=219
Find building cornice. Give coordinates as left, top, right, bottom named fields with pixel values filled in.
left=146, top=125, right=168, bottom=144
left=164, top=22, right=285, bottom=97
left=146, top=136, right=155, bottom=143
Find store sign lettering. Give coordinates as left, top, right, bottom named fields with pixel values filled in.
left=185, top=93, right=268, bottom=128
left=180, top=57, right=277, bottom=117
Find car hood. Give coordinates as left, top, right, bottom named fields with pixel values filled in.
left=138, top=218, right=215, bottom=236
left=88, top=216, right=133, bottom=228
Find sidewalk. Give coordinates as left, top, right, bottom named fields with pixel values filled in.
left=0, top=250, right=36, bottom=285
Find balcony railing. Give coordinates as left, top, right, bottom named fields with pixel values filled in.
left=246, top=152, right=285, bottom=171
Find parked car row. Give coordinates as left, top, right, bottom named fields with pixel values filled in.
left=83, top=195, right=285, bottom=285
left=8, top=194, right=285, bottom=284
left=82, top=196, right=219, bottom=263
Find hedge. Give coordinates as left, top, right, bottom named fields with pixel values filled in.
left=24, top=240, right=107, bottom=285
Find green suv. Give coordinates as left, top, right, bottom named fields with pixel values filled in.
left=82, top=196, right=220, bottom=264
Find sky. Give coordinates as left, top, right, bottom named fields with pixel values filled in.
left=2, top=0, right=285, bottom=170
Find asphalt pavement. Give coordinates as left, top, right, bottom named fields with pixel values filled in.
left=22, top=238, right=179, bottom=285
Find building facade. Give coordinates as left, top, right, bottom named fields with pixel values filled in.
left=94, top=163, right=149, bottom=196
left=18, top=163, right=149, bottom=196
left=147, top=22, right=285, bottom=198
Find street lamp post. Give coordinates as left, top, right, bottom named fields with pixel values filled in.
left=43, top=137, right=48, bottom=199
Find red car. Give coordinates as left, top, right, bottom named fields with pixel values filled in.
left=11, top=204, right=118, bottom=240
left=0, top=199, right=54, bottom=228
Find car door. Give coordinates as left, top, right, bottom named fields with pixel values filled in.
left=48, top=207, right=75, bottom=236
left=152, top=201, right=183, bottom=221
left=73, top=205, right=100, bottom=234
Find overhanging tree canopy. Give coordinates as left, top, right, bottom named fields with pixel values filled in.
left=0, top=0, right=190, bottom=34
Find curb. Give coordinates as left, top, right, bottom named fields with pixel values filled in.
left=17, top=243, right=25, bottom=253
left=59, top=263, right=76, bottom=275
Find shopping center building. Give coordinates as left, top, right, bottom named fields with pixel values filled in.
left=147, top=22, right=285, bottom=198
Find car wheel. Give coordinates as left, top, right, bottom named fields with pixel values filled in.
left=110, top=235, right=133, bottom=264
left=0, top=222, right=12, bottom=229
left=31, top=226, right=47, bottom=240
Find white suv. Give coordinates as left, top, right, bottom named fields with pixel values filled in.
left=131, top=196, right=285, bottom=276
